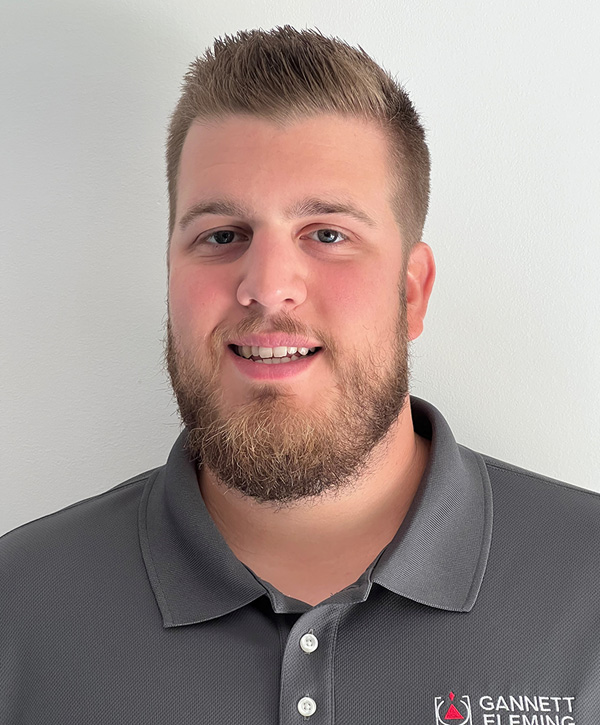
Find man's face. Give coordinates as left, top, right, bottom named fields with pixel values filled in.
left=167, top=114, right=426, bottom=505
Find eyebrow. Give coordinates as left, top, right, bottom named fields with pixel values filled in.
left=178, top=196, right=378, bottom=232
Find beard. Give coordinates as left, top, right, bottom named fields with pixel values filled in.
left=165, top=285, right=411, bottom=507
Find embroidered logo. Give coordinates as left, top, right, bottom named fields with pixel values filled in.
left=434, top=692, right=576, bottom=724
left=435, top=692, right=472, bottom=725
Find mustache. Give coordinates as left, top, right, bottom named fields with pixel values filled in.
left=211, top=310, right=336, bottom=354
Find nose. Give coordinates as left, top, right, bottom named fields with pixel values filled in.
left=236, top=231, right=308, bottom=311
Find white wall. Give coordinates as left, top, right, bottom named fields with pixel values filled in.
left=2, top=0, right=599, bottom=535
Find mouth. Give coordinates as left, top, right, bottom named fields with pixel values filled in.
left=228, top=344, right=322, bottom=364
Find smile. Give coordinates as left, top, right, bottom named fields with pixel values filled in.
left=229, top=345, right=321, bottom=364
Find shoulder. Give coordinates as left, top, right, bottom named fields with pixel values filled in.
left=0, top=467, right=160, bottom=579
left=480, top=450, right=600, bottom=512
left=473, top=449, right=600, bottom=574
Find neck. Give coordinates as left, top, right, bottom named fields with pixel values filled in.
left=198, top=397, right=430, bottom=604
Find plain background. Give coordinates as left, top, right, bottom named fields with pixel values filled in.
left=1, top=0, right=599, bottom=535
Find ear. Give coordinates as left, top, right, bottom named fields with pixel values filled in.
left=405, top=242, right=436, bottom=341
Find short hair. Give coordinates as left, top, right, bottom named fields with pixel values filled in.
left=166, top=25, right=430, bottom=250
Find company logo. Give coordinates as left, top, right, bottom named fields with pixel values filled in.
left=435, top=692, right=472, bottom=725
left=434, top=692, right=576, bottom=725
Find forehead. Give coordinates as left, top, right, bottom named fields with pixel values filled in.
left=175, top=114, right=397, bottom=223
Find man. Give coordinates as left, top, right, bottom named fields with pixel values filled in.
left=1, top=25, right=599, bottom=725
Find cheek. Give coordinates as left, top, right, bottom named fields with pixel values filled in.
left=315, top=264, right=399, bottom=333
left=168, top=266, right=229, bottom=339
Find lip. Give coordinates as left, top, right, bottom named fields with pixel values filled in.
left=227, top=345, right=322, bottom=380
left=228, top=335, right=322, bottom=349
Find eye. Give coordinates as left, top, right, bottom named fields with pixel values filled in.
left=308, top=228, right=349, bottom=244
left=192, top=226, right=349, bottom=251
left=199, top=230, right=246, bottom=246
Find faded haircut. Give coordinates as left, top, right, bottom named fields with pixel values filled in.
left=166, top=25, right=430, bottom=250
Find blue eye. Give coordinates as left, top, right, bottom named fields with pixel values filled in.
left=311, top=229, right=348, bottom=244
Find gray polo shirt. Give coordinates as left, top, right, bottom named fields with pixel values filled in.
left=2, top=397, right=599, bottom=724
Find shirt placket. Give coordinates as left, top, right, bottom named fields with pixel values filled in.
left=279, top=604, right=345, bottom=725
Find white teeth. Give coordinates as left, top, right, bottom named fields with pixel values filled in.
left=235, top=345, right=318, bottom=359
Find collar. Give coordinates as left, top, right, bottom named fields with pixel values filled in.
left=371, top=397, right=492, bottom=612
left=139, top=396, right=492, bottom=627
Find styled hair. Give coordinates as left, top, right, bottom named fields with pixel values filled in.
left=166, top=26, right=430, bottom=249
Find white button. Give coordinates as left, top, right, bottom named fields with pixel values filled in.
left=297, top=696, right=317, bottom=717
left=300, top=633, right=319, bottom=653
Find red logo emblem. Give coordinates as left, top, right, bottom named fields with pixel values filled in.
left=435, top=692, right=472, bottom=725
